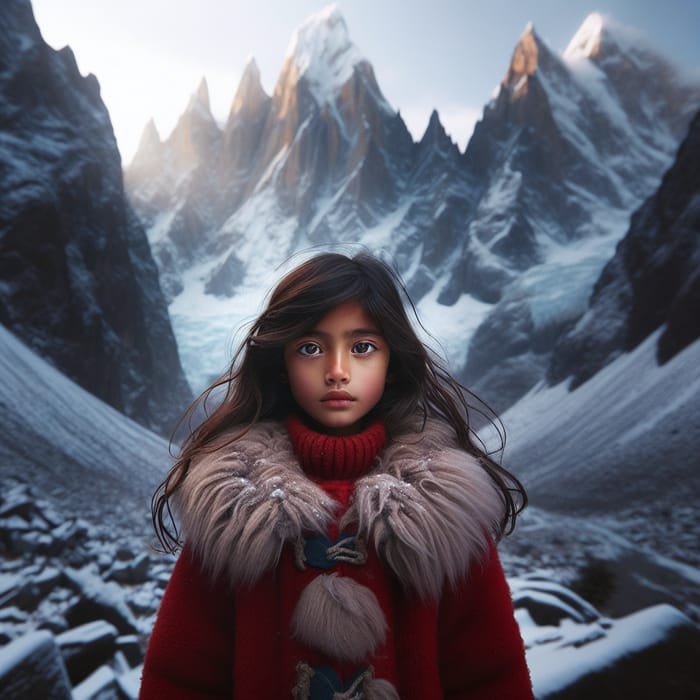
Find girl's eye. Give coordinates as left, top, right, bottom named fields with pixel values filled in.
left=352, top=341, right=378, bottom=355
left=297, top=342, right=322, bottom=356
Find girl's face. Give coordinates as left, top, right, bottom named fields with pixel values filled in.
left=283, top=301, right=390, bottom=435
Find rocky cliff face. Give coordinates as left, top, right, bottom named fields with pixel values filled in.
left=547, top=109, right=700, bottom=388
left=125, top=9, right=700, bottom=404
left=0, top=0, right=192, bottom=435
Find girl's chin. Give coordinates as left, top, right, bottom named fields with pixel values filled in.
left=298, top=412, right=369, bottom=436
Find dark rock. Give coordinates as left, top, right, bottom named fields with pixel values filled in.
left=106, top=552, right=150, bottom=585
left=116, top=635, right=143, bottom=667
left=0, top=606, right=29, bottom=625
left=56, top=620, right=118, bottom=685
left=0, top=630, right=73, bottom=700
left=51, top=519, right=90, bottom=548
left=40, top=616, right=70, bottom=636
left=71, top=664, right=120, bottom=700
left=63, top=568, right=139, bottom=636
left=33, top=566, right=62, bottom=593
left=115, top=545, right=138, bottom=562
left=0, top=494, right=34, bottom=520
left=204, top=252, right=246, bottom=298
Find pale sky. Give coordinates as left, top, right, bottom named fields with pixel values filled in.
left=30, top=0, right=700, bottom=165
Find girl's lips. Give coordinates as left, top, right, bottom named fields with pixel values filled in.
left=322, top=391, right=355, bottom=403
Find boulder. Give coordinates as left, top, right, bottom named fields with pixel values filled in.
left=72, top=664, right=120, bottom=700
left=0, top=630, right=72, bottom=699
left=56, top=620, right=118, bottom=685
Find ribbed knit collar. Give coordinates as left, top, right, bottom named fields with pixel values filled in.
left=285, top=414, right=387, bottom=481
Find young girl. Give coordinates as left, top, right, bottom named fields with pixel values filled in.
left=140, top=252, right=534, bottom=699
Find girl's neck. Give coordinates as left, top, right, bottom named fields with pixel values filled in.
left=285, top=414, right=386, bottom=481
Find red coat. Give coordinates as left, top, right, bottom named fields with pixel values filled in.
left=140, top=418, right=533, bottom=699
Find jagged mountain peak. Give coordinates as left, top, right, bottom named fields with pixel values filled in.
left=137, top=117, right=161, bottom=150
left=229, top=55, right=270, bottom=117
left=127, top=117, right=163, bottom=177
left=186, top=76, right=212, bottom=114
left=419, top=109, right=455, bottom=150
left=564, top=12, right=606, bottom=60
left=279, top=3, right=364, bottom=105
left=175, top=76, right=219, bottom=132
left=426, top=108, right=443, bottom=130
left=128, top=117, right=163, bottom=171
left=123, top=6, right=700, bottom=409
left=240, top=55, right=261, bottom=86
left=502, top=22, right=552, bottom=92
left=155, top=76, right=221, bottom=174
left=512, top=22, right=541, bottom=73
left=563, top=12, right=663, bottom=70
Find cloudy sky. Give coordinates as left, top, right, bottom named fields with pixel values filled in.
left=30, top=0, right=700, bottom=164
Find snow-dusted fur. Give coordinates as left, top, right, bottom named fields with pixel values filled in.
left=291, top=573, right=387, bottom=662
left=344, top=419, right=506, bottom=598
left=176, top=419, right=505, bottom=597
left=176, top=423, right=337, bottom=586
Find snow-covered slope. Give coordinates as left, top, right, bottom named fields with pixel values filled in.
left=0, top=322, right=169, bottom=529
left=500, top=330, right=700, bottom=514
left=125, top=9, right=700, bottom=404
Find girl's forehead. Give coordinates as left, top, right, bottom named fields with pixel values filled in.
left=314, top=301, right=380, bottom=332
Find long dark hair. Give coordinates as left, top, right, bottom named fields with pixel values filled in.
left=152, top=252, right=527, bottom=551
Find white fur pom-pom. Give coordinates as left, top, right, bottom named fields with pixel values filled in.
left=291, top=574, right=387, bottom=663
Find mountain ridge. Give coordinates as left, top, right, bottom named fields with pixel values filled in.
left=125, top=9, right=700, bottom=404
left=0, top=0, right=192, bottom=435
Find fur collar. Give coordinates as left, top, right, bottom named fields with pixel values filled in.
left=176, top=419, right=505, bottom=599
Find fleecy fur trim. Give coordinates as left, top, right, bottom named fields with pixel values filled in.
left=176, top=423, right=337, bottom=586
left=177, top=419, right=505, bottom=596
left=342, top=419, right=505, bottom=599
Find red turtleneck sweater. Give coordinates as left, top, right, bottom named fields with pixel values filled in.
left=140, top=417, right=533, bottom=699
left=285, top=413, right=387, bottom=481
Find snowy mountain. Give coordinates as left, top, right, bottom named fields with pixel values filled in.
left=125, top=9, right=700, bottom=403
left=460, top=14, right=700, bottom=409
left=490, top=113, right=700, bottom=641
left=547, top=109, right=700, bottom=387
left=0, top=0, right=192, bottom=435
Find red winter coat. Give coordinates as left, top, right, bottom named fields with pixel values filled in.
left=140, top=418, right=533, bottom=699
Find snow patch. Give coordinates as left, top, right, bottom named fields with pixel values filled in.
left=527, top=604, right=691, bottom=697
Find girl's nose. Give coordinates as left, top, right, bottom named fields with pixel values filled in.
left=325, top=353, right=349, bottom=384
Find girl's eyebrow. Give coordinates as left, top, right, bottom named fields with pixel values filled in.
left=303, top=328, right=383, bottom=339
